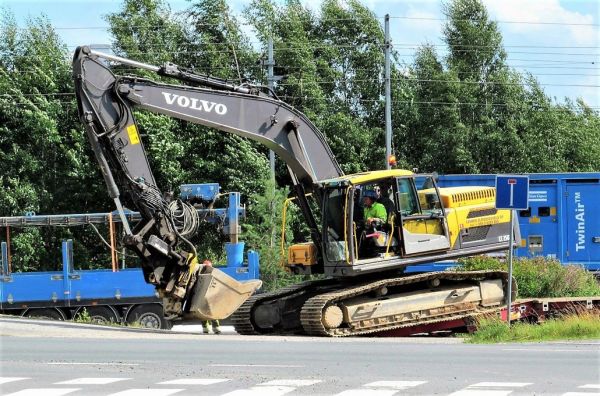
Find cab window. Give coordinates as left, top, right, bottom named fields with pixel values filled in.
left=414, top=176, right=442, bottom=215
left=396, top=178, right=419, bottom=216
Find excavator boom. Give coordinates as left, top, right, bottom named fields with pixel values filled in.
left=72, top=46, right=341, bottom=321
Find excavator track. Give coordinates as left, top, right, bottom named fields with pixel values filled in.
left=301, top=271, right=515, bottom=337
left=231, top=278, right=339, bottom=335
left=233, top=270, right=515, bottom=337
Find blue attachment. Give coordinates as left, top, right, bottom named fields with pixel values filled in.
left=180, top=183, right=220, bottom=201
left=225, top=242, right=245, bottom=268
left=219, top=249, right=261, bottom=282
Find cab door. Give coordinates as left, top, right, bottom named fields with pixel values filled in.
left=396, top=176, right=450, bottom=256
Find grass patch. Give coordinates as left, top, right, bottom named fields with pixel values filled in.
left=466, top=310, right=600, bottom=343
left=456, top=256, right=600, bottom=298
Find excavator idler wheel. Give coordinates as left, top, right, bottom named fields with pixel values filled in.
left=322, top=305, right=344, bottom=329
left=428, top=278, right=441, bottom=288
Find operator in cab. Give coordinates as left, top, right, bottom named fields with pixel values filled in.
left=363, top=190, right=387, bottom=226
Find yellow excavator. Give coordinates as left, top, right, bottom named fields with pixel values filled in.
left=72, top=46, right=517, bottom=336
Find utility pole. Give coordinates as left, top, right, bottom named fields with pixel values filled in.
left=267, top=37, right=276, bottom=179
left=384, top=14, right=392, bottom=170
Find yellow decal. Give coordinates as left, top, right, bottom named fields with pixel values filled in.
left=529, top=216, right=541, bottom=224
left=550, top=207, right=557, bottom=216
left=127, top=124, right=140, bottom=145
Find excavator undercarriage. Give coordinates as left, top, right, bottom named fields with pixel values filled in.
left=232, top=270, right=515, bottom=337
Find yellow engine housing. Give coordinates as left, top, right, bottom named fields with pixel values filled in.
left=438, top=186, right=511, bottom=248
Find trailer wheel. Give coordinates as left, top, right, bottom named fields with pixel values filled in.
left=80, top=306, right=119, bottom=325
left=25, top=308, right=64, bottom=321
left=127, top=304, right=171, bottom=329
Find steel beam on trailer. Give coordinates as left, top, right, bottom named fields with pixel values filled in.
left=0, top=207, right=244, bottom=228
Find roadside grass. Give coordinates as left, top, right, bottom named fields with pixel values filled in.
left=466, top=309, right=600, bottom=343
left=73, top=308, right=142, bottom=328
left=455, top=256, right=600, bottom=298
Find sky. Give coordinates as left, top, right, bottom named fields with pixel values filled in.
left=4, top=0, right=599, bottom=108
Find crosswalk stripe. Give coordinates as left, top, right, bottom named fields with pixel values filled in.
left=335, top=390, right=398, bottom=396
left=221, top=378, right=321, bottom=396
left=365, top=380, right=428, bottom=389
left=157, top=378, right=230, bottom=385
left=220, top=385, right=296, bottom=396
left=449, top=381, right=534, bottom=396
left=107, top=389, right=184, bottom=396
left=0, top=378, right=30, bottom=385
left=448, top=390, right=513, bottom=396
left=259, top=379, right=322, bottom=386
left=471, top=382, right=532, bottom=388
left=55, top=377, right=131, bottom=385
left=4, top=389, right=80, bottom=396
left=580, top=385, right=600, bottom=389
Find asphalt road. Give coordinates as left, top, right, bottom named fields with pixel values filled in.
left=1, top=317, right=599, bottom=396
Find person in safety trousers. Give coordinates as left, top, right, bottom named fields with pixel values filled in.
left=201, top=260, right=222, bottom=334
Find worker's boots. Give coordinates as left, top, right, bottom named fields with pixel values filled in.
left=212, top=320, right=221, bottom=335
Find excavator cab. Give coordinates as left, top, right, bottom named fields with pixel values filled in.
left=288, top=170, right=453, bottom=276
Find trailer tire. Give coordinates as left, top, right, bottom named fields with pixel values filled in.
left=126, top=304, right=171, bottom=329
left=25, top=308, right=64, bottom=321
left=79, top=306, right=119, bottom=325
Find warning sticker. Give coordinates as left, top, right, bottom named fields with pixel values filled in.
left=127, top=124, right=140, bottom=145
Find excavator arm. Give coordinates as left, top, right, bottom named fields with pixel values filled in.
left=72, top=46, right=343, bottom=320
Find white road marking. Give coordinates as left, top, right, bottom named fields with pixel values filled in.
left=220, top=385, right=296, bottom=396
left=259, top=379, right=322, bottom=386
left=335, top=380, right=427, bottom=395
left=209, top=364, right=304, bottom=368
left=449, top=382, right=533, bottom=396
left=335, top=390, right=398, bottom=396
left=580, top=385, right=600, bottom=389
left=0, top=377, right=29, bottom=385
left=4, top=389, right=80, bottom=396
left=47, top=362, right=140, bottom=366
left=221, top=378, right=321, bottom=396
left=107, top=389, right=184, bottom=396
left=55, top=377, right=131, bottom=385
left=471, top=382, right=532, bottom=387
left=365, top=380, right=428, bottom=389
left=448, top=390, right=512, bottom=396
left=157, top=378, right=230, bottom=385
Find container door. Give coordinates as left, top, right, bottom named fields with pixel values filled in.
left=566, top=185, right=600, bottom=262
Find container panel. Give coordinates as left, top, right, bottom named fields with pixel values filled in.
left=565, top=184, right=600, bottom=263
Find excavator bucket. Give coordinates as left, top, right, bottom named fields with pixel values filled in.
left=186, top=268, right=262, bottom=320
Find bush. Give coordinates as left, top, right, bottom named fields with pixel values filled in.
left=456, top=256, right=600, bottom=298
